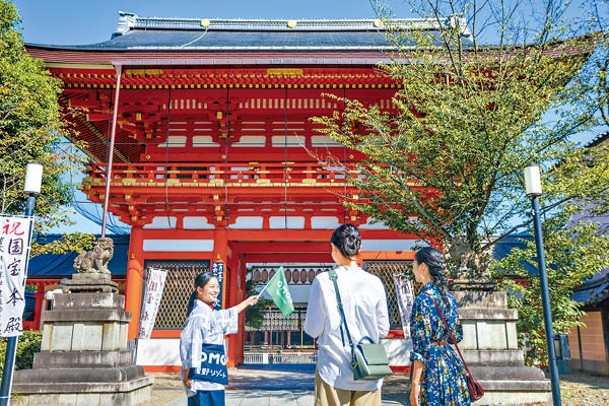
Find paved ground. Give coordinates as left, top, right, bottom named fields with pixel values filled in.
left=143, top=366, right=609, bottom=406
left=144, top=365, right=406, bottom=406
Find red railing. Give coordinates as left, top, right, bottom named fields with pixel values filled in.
left=83, top=162, right=361, bottom=188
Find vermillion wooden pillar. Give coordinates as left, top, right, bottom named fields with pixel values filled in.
left=227, top=251, right=246, bottom=365
left=125, top=228, right=145, bottom=339
left=238, top=255, right=247, bottom=362
left=32, top=285, right=44, bottom=330
left=213, top=227, right=228, bottom=305
left=126, top=258, right=144, bottom=339
left=213, top=228, right=237, bottom=365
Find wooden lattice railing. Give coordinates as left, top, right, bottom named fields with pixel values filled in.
left=83, top=162, right=358, bottom=188
left=364, top=260, right=413, bottom=331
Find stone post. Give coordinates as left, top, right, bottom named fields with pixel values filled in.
left=455, top=290, right=551, bottom=405
left=12, top=272, right=153, bottom=405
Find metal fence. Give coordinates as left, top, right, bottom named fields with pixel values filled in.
left=243, top=351, right=317, bottom=364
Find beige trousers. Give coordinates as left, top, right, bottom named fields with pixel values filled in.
left=314, top=370, right=382, bottom=406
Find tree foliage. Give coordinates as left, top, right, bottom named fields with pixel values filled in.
left=494, top=215, right=609, bottom=365
left=493, top=141, right=609, bottom=365
left=0, top=330, right=42, bottom=379
left=581, top=0, right=609, bottom=128
left=313, top=0, right=606, bottom=282
left=313, top=0, right=609, bottom=367
left=0, top=0, right=93, bottom=254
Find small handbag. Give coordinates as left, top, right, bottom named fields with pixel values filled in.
left=329, top=268, right=393, bottom=380
left=423, top=292, right=484, bottom=402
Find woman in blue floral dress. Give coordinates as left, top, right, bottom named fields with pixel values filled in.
left=409, top=247, right=470, bottom=406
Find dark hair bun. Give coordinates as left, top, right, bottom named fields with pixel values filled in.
left=331, top=224, right=361, bottom=258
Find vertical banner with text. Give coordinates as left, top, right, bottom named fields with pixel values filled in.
left=138, top=268, right=167, bottom=339
left=393, top=275, right=415, bottom=343
left=0, top=216, right=34, bottom=337
left=211, top=262, right=224, bottom=311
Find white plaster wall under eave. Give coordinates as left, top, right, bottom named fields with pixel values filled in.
left=144, top=216, right=177, bottom=229
left=361, top=239, right=427, bottom=252
left=183, top=216, right=215, bottom=229
left=143, top=239, right=214, bottom=252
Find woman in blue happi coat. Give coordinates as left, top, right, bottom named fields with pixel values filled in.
left=409, top=247, right=470, bottom=406
left=180, top=272, right=259, bottom=406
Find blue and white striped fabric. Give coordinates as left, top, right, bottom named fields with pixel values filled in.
left=180, top=300, right=238, bottom=396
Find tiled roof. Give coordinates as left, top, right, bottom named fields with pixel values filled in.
left=573, top=267, right=609, bottom=306
left=586, top=132, right=608, bottom=148
left=494, top=232, right=609, bottom=306
left=29, top=12, right=472, bottom=51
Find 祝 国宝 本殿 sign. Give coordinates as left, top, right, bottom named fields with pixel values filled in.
left=0, top=216, right=34, bottom=337
left=138, top=267, right=168, bottom=339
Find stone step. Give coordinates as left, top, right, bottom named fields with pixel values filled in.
left=12, top=376, right=153, bottom=405
left=42, top=308, right=131, bottom=323
left=33, top=350, right=134, bottom=369
left=478, top=378, right=550, bottom=391
left=53, top=291, right=125, bottom=309
left=462, top=349, right=525, bottom=366
left=14, top=365, right=147, bottom=384
left=459, top=308, right=518, bottom=320
left=453, top=290, right=508, bottom=309
left=471, top=365, right=549, bottom=385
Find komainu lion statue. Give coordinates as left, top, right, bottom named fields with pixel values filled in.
left=73, top=237, right=114, bottom=274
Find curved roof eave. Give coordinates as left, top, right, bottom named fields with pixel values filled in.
left=26, top=44, right=400, bottom=52
left=26, top=45, right=399, bottom=67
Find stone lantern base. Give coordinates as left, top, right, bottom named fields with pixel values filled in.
left=12, top=274, right=153, bottom=405
left=455, top=290, right=551, bottom=405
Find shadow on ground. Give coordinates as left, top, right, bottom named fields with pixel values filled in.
left=228, top=364, right=315, bottom=391
left=231, top=364, right=409, bottom=404
left=145, top=366, right=609, bottom=406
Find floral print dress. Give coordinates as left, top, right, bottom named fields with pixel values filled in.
left=409, top=282, right=471, bottom=405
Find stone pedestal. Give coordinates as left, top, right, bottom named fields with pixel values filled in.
left=13, top=275, right=153, bottom=405
left=455, top=290, right=551, bottom=405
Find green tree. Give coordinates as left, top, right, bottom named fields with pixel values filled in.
left=0, top=330, right=42, bottom=379
left=581, top=0, right=609, bottom=129
left=494, top=142, right=609, bottom=365
left=313, top=0, right=606, bottom=283
left=314, top=0, right=609, bottom=366
left=495, top=218, right=609, bottom=365
left=0, top=0, right=93, bottom=254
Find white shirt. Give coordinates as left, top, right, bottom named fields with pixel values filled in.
left=179, top=300, right=238, bottom=395
left=304, top=265, right=390, bottom=391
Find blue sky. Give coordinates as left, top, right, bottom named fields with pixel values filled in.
left=13, top=0, right=404, bottom=45
left=11, top=0, right=605, bottom=235
left=12, top=0, right=597, bottom=46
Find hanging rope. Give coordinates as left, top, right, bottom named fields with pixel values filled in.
left=179, top=24, right=210, bottom=48
left=284, top=87, right=289, bottom=229
left=101, top=65, right=123, bottom=238
left=224, top=88, right=230, bottom=227
left=343, top=87, right=348, bottom=224
left=164, top=87, right=172, bottom=228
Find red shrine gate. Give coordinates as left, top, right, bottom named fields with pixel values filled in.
left=25, top=14, right=464, bottom=371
